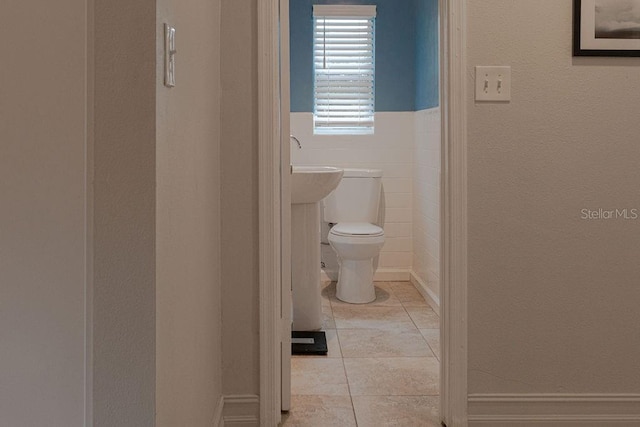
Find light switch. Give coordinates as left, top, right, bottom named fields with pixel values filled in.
left=475, top=66, right=511, bottom=102
left=164, top=24, right=176, bottom=87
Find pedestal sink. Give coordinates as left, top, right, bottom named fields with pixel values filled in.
left=291, top=166, right=343, bottom=331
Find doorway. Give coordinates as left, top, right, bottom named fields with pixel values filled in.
left=256, top=0, right=468, bottom=425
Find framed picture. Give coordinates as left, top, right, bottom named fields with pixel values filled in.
left=573, top=0, right=640, bottom=56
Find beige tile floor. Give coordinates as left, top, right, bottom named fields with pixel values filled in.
left=281, top=281, right=441, bottom=427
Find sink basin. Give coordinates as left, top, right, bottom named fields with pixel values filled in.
left=291, top=166, right=343, bottom=204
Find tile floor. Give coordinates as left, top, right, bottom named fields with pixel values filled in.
left=281, top=281, right=441, bottom=427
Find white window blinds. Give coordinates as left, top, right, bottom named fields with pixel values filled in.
left=313, top=5, right=376, bottom=134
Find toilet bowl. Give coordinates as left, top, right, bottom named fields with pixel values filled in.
left=328, top=222, right=385, bottom=303
left=323, top=168, right=385, bottom=304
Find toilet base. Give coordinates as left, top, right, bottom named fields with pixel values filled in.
left=336, top=259, right=376, bottom=304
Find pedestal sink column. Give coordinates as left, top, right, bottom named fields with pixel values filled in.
left=290, top=166, right=343, bottom=332
left=291, top=202, right=322, bottom=331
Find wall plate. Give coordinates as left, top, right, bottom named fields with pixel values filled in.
left=475, top=66, right=511, bottom=102
left=164, top=24, right=176, bottom=87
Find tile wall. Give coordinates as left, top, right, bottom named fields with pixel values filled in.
left=291, top=109, right=441, bottom=296
left=412, top=108, right=441, bottom=303
left=291, top=112, right=415, bottom=278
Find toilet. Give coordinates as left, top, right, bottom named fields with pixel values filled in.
left=323, top=168, right=385, bottom=303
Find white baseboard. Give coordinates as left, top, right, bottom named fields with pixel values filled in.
left=409, top=271, right=440, bottom=315
left=468, top=393, right=640, bottom=426
left=222, top=394, right=259, bottom=426
left=214, top=395, right=224, bottom=427
left=321, top=268, right=411, bottom=283
left=374, top=268, right=410, bottom=281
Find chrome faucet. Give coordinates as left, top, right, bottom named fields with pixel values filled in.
left=290, top=135, right=302, bottom=149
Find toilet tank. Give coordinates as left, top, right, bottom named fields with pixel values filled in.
left=323, top=168, right=383, bottom=224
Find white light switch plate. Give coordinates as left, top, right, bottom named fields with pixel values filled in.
left=164, top=24, right=176, bottom=87
left=475, top=66, right=511, bottom=102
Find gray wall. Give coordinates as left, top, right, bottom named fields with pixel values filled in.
left=96, top=0, right=227, bottom=423
left=93, top=0, right=157, bottom=424
left=4, top=0, right=229, bottom=425
left=95, top=0, right=227, bottom=423
left=156, top=0, right=224, bottom=425
left=467, top=0, right=640, bottom=397
left=220, top=0, right=261, bottom=396
left=0, top=1, right=88, bottom=425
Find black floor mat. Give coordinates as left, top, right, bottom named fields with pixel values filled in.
left=291, top=331, right=328, bottom=355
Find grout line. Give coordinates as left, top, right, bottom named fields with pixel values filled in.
left=335, top=329, right=359, bottom=426
left=287, top=281, right=439, bottom=426
left=423, top=339, right=437, bottom=359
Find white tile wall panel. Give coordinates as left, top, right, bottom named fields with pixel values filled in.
left=382, top=178, right=413, bottom=194
left=412, top=108, right=441, bottom=300
left=384, top=208, right=412, bottom=223
left=358, top=163, right=413, bottom=178
left=382, top=237, right=413, bottom=252
left=291, top=111, right=417, bottom=272
left=295, top=149, right=413, bottom=166
left=383, top=223, right=412, bottom=238
left=425, top=217, right=440, bottom=242
left=291, top=109, right=441, bottom=278
left=420, top=184, right=439, bottom=209
left=384, top=193, right=412, bottom=209
left=426, top=235, right=439, bottom=261
left=425, top=199, right=440, bottom=223
left=378, top=252, right=412, bottom=268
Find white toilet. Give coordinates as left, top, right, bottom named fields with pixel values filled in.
left=323, top=168, right=385, bottom=303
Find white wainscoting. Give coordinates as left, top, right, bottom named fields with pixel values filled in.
left=291, top=109, right=441, bottom=284
left=412, top=107, right=441, bottom=301
left=291, top=112, right=415, bottom=274
left=468, top=393, right=640, bottom=426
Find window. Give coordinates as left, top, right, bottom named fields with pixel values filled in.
left=313, top=5, right=376, bottom=135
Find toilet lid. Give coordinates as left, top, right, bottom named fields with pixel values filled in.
left=330, top=222, right=384, bottom=237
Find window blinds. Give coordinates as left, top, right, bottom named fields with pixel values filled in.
left=313, top=5, right=376, bottom=134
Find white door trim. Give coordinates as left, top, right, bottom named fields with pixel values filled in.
left=258, top=0, right=469, bottom=425
left=440, top=0, right=468, bottom=425
left=257, top=0, right=283, bottom=425
left=279, top=0, right=293, bottom=414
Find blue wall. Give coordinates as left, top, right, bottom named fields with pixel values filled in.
left=290, top=0, right=439, bottom=112
left=416, top=0, right=439, bottom=110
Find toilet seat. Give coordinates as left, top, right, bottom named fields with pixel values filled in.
left=330, top=222, right=384, bottom=237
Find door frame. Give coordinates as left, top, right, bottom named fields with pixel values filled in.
left=257, top=1, right=284, bottom=425
left=439, top=0, right=468, bottom=425
left=257, top=0, right=468, bottom=425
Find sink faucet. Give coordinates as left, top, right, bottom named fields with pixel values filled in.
left=290, top=135, right=302, bottom=149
